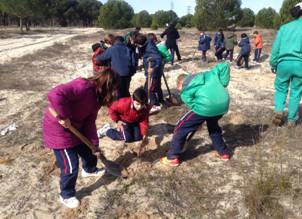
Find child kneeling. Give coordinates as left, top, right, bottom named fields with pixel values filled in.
left=161, top=62, right=231, bottom=167
left=98, top=87, right=150, bottom=143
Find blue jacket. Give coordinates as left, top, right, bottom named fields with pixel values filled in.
left=238, top=37, right=251, bottom=56
left=97, top=42, right=134, bottom=76
left=198, top=34, right=212, bottom=51
left=143, top=39, right=162, bottom=74
left=214, top=32, right=225, bottom=49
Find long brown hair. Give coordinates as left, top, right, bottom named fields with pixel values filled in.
left=87, top=68, right=119, bottom=106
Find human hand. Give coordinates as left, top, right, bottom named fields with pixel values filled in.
left=116, top=121, right=125, bottom=132
left=138, top=136, right=148, bottom=157
left=58, top=118, right=71, bottom=129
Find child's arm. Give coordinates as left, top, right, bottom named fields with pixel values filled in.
left=83, top=110, right=99, bottom=147
left=96, top=47, right=112, bottom=62
left=108, top=100, right=122, bottom=123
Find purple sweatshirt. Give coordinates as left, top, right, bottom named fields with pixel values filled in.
left=43, top=78, right=101, bottom=149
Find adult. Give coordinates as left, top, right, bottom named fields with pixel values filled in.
left=270, top=2, right=302, bottom=126
left=160, top=21, right=181, bottom=65
left=43, top=69, right=119, bottom=208
left=214, top=29, right=225, bottom=61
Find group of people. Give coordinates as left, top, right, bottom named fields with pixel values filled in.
left=42, top=2, right=302, bottom=209
left=198, top=29, right=263, bottom=70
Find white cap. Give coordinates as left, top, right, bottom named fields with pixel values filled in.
left=295, top=2, right=302, bottom=8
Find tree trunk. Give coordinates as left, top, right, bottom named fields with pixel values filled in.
left=19, top=17, right=23, bottom=32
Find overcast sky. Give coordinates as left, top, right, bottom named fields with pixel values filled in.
left=99, top=0, right=283, bottom=17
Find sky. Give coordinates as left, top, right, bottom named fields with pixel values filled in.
left=100, top=0, right=284, bottom=17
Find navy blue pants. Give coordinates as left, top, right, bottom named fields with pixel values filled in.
left=167, top=111, right=229, bottom=159
left=215, top=47, right=225, bottom=61
left=145, top=65, right=162, bottom=106
left=254, top=48, right=262, bottom=62
left=118, top=76, right=131, bottom=98
left=237, top=54, right=249, bottom=69
left=53, top=144, right=97, bottom=198
left=106, top=123, right=142, bottom=143
left=169, top=45, right=181, bottom=65
left=224, top=49, right=234, bottom=62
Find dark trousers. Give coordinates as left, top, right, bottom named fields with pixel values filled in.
left=106, top=123, right=142, bottom=143
left=237, top=54, right=249, bottom=69
left=254, top=48, right=262, bottom=62
left=167, top=111, right=228, bottom=159
left=144, top=65, right=162, bottom=106
left=201, top=50, right=207, bottom=62
left=118, top=76, right=131, bottom=98
left=215, top=47, right=225, bottom=61
left=169, top=45, right=181, bottom=65
left=224, top=49, right=234, bottom=61
left=53, top=144, right=98, bottom=198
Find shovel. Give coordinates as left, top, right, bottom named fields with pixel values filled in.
left=48, top=107, right=127, bottom=178
left=162, top=71, right=180, bottom=106
left=147, top=58, right=152, bottom=103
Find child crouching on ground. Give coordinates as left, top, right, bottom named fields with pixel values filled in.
left=97, top=87, right=150, bottom=143
left=161, top=62, right=231, bottom=167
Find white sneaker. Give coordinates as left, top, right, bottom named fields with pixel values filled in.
left=150, top=105, right=162, bottom=114
left=59, top=196, right=80, bottom=208
left=81, top=168, right=105, bottom=178
left=97, top=123, right=112, bottom=138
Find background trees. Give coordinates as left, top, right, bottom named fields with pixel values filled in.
left=194, top=0, right=242, bottom=30
left=98, top=0, right=134, bottom=29
left=255, top=7, right=278, bottom=28
left=237, top=8, right=255, bottom=27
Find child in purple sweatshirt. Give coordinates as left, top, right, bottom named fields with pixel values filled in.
left=42, top=69, right=118, bottom=208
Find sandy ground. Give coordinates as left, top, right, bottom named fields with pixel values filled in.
left=0, top=27, right=302, bottom=218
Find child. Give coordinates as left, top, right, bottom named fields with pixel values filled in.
left=253, top=31, right=263, bottom=62
left=91, top=34, right=114, bottom=74
left=236, top=33, right=251, bottom=69
left=160, top=62, right=231, bottom=167
left=198, top=31, right=212, bottom=62
left=97, top=87, right=150, bottom=143
left=214, top=29, right=225, bottom=61
left=42, top=69, right=119, bottom=208
left=224, top=31, right=237, bottom=62
left=134, top=33, right=163, bottom=113
left=97, top=36, right=135, bottom=98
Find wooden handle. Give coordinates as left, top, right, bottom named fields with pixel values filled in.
left=48, top=107, right=97, bottom=152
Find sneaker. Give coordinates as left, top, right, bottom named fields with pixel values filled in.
left=287, top=120, right=297, bottom=128
left=160, top=156, right=180, bottom=167
left=272, top=112, right=284, bottom=126
left=150, top=105, right=162, bottom=114
left=81, top=168, right=105, bottom=178
left=59, top=196, right=80, bottom=208
left=219, top=154, right=230, bottom=161
left=235, top=65, right=241, bottom=69
left=97, top=123, right=112, bottom=138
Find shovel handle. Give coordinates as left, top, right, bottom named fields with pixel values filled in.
left=147, top=58, right=152, bottom=102
left=48, top=107, right=106, bottom=161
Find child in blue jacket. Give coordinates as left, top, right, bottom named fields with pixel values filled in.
left=135, top=34, right=163, bottom=113
left=198, top=32, right=212, bottom=62
left=236, top=33, right=251, bottom=69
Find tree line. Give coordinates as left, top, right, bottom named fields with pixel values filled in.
left=0, top=0, right=300, bottom=31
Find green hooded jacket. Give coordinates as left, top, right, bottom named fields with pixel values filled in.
left=270, top=18, right=302, bottom=71
left=157, top=43, right=172, bottom=63
left=181, top=62, right=230, bottom=117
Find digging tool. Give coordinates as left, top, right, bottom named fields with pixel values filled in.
left=162, top=71, right=180, bottom=106
left=147, top=58, right=152, bottom=103
left=48, top=107, right=128, bottom=178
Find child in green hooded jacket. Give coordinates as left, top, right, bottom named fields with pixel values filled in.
left=161, top=62, right=231, bottom=167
